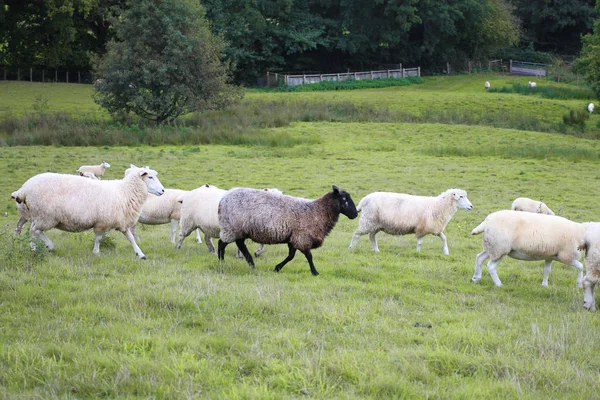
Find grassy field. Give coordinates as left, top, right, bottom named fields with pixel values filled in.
left=2, top=75, right=600, bottom=398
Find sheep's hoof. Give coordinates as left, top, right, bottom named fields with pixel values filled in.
left=470, top=278, right=480, bottom=283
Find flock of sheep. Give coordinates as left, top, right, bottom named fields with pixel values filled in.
left=9, top=162, right=600, bottom=311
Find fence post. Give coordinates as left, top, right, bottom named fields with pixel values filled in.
left=55, top=69, right=57, bottom=82
left=354, top=72, right=357, bottom=80
left=446, top=62, right=450, bottom=75
left=303, top=74, right=306, bottom=85
left=266, top=71, right=270, bottom=86
left=370, top=71, right=373, bottom=80
left=17, top=68, right=20, bottom=81
left=2, top=67, right=5, bottom=80
left=337, top=73, right=340, bottom=82
left=78, top=71, right=81, bottom=83
left=42, top=70, right=45, bottom=82
left=66, top=71, right=69, bottom=83
left=30, top=68, right=32, bottom=82
left=402, top=68, right=405, bottom=78
left=387, top=70, right=390, bottom=78
left=418, top=67, right=421, bottom=77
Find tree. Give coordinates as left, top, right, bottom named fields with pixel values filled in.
left=576, top=1, right=600, bottom=98
left=93, top=0, right=240, bottom=124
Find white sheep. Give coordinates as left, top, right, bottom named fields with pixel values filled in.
left=484, top=81, right=490, bottom=91
left=11, top=165, right=164, bottom=258
left=582, top=224, right=600, bottom=310
left=176, top=186, right=279, bottom=256
left=589, top=103, right=595, bottom=113
left=77, top=161, right=111, bottom=179
left=79, top=171, right=100, bottom=180
left=348, top=188, right=473, bottom=255
left=471, top=210, right=585, bottom=287
left=218, top=186, right=358, bottom=276
left=528, top=81, right=537, bottom=88
left=132, top=189, right=202, bottom=244
left=511, top=197, right=555, bottom=215
left=11, top=190, right=29, bottom=235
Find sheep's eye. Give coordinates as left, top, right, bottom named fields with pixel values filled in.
left=342, top=197, right=346, bottom=201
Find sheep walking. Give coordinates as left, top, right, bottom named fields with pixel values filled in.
left=11, top=165, right=164, bottom=258
left=471, top=210, right=585, bottom=287
left=348, top=188, right=472, bottom=255
left=511, top=197, right=555, bottom=215
left=77, top=161, right=111, bottom=179
left=218, top=186, right=358, bottom=276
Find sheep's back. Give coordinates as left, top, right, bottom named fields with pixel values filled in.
left=361, top=192, right=431, bottom=232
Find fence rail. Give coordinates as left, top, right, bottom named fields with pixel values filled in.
left=267, top=67, right=420, bottom=87
left=1, top=67, right=94, bottom=84
left=509, top=60, right=547, bottom=77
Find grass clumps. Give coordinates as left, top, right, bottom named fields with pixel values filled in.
left=489, top=83, right=595, bottom=100
left=260, top=76, right=423, bottom=92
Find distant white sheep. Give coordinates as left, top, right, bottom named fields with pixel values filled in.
left=218, top=186, right=358, bottom=276
left=511, top=197, right=554, bottom=215
left=349, top=188, right=473, bottom=255
left=11, top=165, right=164, bottom=258
left=589, top=103, right=595, bottom=113
left=528, top=81, right=537, bottom=88
left=484, top=81, right=491, bottom=91
left=471, top=210, right=585, bottom=287
left=132, top=189, right=202, bottom=244
left=77, top=161, right=111, bottom=179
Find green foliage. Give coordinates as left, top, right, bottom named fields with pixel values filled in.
left=489, top=83, right=595, bottom=100
left=562, top=109, right=590, bottom=132
left=576, top=2, right=600, bottom=98
left=493, top=44, right=554, bottom=65
left=93, top=0, right=241, bottom=124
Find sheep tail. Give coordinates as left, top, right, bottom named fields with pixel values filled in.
left=11, top=190, right=25, bottom=205
left=356, top=197, right=366, bottom=213
left=471, top=221, right=486, bottom=235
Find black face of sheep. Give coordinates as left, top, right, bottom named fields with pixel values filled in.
left=333, top=185, right=358, bottom=219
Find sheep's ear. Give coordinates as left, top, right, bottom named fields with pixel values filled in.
left=204, top=183, right=210, bottom=187
left=130, top=164, right=137, bottom=169
left=332, top=185, right=339, bottom=194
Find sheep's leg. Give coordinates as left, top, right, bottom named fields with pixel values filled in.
left=30, top=225, right=54, bottom=251
left=129, top=225, right=140, bottom=241
left=122, top=229, right=147, bottom=259
left=274, top=243, right=297, bottom=273
left=195, top=229, right=202, bottom=244
left=254, top=244, right=266, bottom=257
left=15, top=216, right=27, bottom=235
left=175, top=225, right=194, bottom=249
left=486, top=258, right=503, bottom=287
left=583, top=277, right=596, bottom=311
left=369, top=233, right=380, bottom=252
left=569, top=259, right=584, bottom=288
left=235, top=239, right=255, bottom=268
left=348, top=231, right=365, bottom=249
left=541, top=260, right=552, bottom=287
left=217, top=239, right=228, bottom=261
left=204, top=234, right=216, bottom=254
left=302, top=250, right=319, bottom=276
left=235, top=246, right=244, bottom=259
left=170, top=220, right=178, bottom=244
left=437, top=233, right=449, bottom=255
left=93, top=233, right=103, bottom=255
left=471, top=251, right=489, bottom=283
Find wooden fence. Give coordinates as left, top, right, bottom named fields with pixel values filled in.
left=509, top=60, right=547, bottom=77
left=267, top=67, right=420, bottom=87
left=1, top=67, right=94, bottom=84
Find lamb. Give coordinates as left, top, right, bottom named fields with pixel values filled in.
left=471, top=210, right=585, bottom=288
left=528, top=81, right=537, bottom=88
left=77, top=161, right=111, bottom=179
left=132, top=189, right=202, bottom=244
left=484, top=81, right=490, bottom=91
left=511, top=197, right=555, bottom=215
left=176, top=186, right=280, bottom=256
left=217, top=185, right=358, bottom=276
left=589, top=103, right=595, bottom=113
left=11, top=165, right=164, bottom=258
left=79, top=171, right=100, bottom=180
left=348, top=188, right=472, bottom=255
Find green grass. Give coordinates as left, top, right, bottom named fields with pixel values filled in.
left=489, top=83, right=595, bottom=100
left=2, top=74, right=600, bottom=398
left=257, top=76, right=424, bottom=92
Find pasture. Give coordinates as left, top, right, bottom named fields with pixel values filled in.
left=1, top=75, right=600, bottom=398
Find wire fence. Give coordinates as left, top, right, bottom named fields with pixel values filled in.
left=1, top=67, right=94, bottom=84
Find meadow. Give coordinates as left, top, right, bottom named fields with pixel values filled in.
left=1, top=74, right=600, bottom=399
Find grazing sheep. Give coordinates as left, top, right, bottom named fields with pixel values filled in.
left=348, top=188, right=473, bottom=255
left=11, top=165, right=164, bottom=258
left=79, top=171, right=100, bottom=180
left=589, top=103, right=595, bottom=113
left=511, top=197, right=555, bottom=215
left=132, top=189, right=202, bottom=244
left=471, top=210, right=585, bottom=288
left=484, top=81, right=490, bottom=91
left=77, top=161, right=111, bottom=179
left=177, top=186, right=279, bottom=256
left=217, top=185, right=358, bottom=276
left=528, top=81, right=537, bottom=88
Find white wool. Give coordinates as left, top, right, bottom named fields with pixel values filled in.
left=12, top=166, right=164, bottom=258
left=471, top=210, right=586, bottom=288
left=77, top=161, right=111, bottom=179
left=528, top=81, right=536, bottom=88
left=511, top=197, right=554, bottom=215
left=349, top=188, right=472, bottom=255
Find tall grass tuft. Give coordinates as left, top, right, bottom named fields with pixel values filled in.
left=489, top=83, right=595, bottom=100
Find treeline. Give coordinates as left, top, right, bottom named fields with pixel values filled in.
left=0, top=0, right=596, bottom=85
